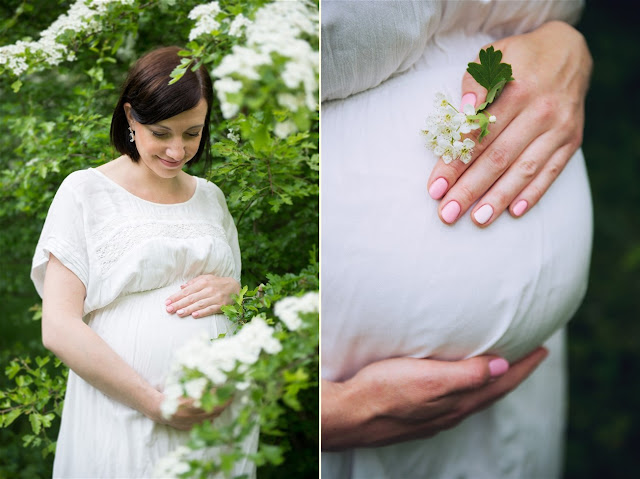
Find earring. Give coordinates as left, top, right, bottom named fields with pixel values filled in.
left=128, top=126, right=135, bottom=143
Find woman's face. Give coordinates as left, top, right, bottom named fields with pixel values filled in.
left=124, top=99, right=208, bottom=178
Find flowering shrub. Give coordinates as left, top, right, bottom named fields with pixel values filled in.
left=156, top=285, right=319, bottom=477
left=0, top=1, right=318, bottom=477
left=0, top=0, right=138, bottom=86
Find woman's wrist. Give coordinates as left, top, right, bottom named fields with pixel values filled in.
left=321, top=377, right=374, bottom=450
left=140, top=388, right=166, bottom=424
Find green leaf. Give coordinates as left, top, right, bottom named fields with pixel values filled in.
left=41, top=413, right=55, bottom=429
left=35, top=356, right=50, bottom=368
left=466, top=46, right=514, bottom=111
left=259, top=443, right=284, bottom=466
left=4, top=409, right=21, bottom=427
left=22, top=434, right=35, bottom=447
left=11, top=79, right=22, bottom=93
left=29, top=413, right=43, bottom=435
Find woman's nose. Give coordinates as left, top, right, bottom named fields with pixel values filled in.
left=166, top=140, right=186, bottom=160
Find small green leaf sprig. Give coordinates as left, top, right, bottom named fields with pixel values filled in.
left=422, top=46, right=514, bottom=164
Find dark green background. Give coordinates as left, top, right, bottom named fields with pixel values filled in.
left=566, top=1, right=640, bottom=476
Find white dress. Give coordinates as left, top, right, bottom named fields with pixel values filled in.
left=31, top=169, right=256, bottom=478
left=321, top=1, right=591, bottom=478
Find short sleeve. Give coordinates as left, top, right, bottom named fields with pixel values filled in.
left=31, top=174, right=90, bottom=298
left=210, top=182, right=242, bottom=283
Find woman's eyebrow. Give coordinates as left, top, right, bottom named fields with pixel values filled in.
left=153, top=123, right=205, bottom=131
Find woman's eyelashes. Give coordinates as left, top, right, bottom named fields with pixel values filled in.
left=151, top=130, right=201, bottom=138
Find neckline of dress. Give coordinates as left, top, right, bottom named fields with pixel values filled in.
left=88, top=168, right=200, bottom=206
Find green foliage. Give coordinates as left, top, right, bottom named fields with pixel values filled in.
left=466, top=46, right=514, bottom=141
left=0, top=355, right=66, bottom=457
left=466, top=46, right=514, bottom=105
left=169, top=262, right=319, bottom=478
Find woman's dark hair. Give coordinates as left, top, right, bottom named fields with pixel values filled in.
left=110, top=46, right=213, bottom=167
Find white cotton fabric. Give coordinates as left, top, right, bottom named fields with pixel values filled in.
left=321, top=1, right=591, bottom=478
left=32, top=168, right=256, bottom=478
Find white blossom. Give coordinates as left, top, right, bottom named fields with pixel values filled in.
left=214, top=77, right=244, bottom=118
left=213, top=45, right=271, bottom=81
left=184, top=377, right=208, bottom=401
left=229, top=13, right=252, bottom=37
left=154, top=446, right=191, bottom=478
left=277, top=92, right=303, bottom=112
left=0, top=0, right=135, bottom=76
left=273, top=292, right=319, bottom=331
left=188, top=2, right=222, bottom=41
left=160, top=383, right=183, bottom=419
left=423, top=92, right=487, bottom=165
left=227, top=129, right=240, bottom=143
left=236, top=381, right=251, bottom=391
left=162, top=316, right=282, bottom=413
left=274, top=120, right=297, bottom=139
left=458, top=138, right=476, bottom=164
left=210, top=0, right=318, bottom=120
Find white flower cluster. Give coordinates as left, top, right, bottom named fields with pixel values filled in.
left=422, top=93, right=495, bottom=164
left=160, top=315, right=281, bottom=420
left=188, top=2, right=222, bottom=42
left=226, top=128, right=240, bottom=143
left=0, top=0, right=133, bottom=76
left=273, top=291, right=319, bottom=331
left=206, top=0, right=318, bottom=136
left=228, top=13, right=251, bottom=37
left=155, top=446, right=191, bottom=478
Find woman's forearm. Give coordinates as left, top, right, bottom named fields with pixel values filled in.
left=321, top=379, right=369, bottom=451
left=43, top=314, right=164, bottom=422
left=42, top=255, right=164, bottom=423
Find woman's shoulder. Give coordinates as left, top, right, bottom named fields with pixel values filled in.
left=193, top=175, right=227, bottom=203
left=56, top=168, right=100, bottom=200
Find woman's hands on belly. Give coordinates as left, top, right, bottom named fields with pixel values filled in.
left=427, top=21, right=592, bottom=227
left=165, top=275, right=240, bottom=318
left=321, top=347, right=548, bottom=450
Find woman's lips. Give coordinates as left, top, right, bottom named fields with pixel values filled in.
left=158, top=157, right=182, bottom=168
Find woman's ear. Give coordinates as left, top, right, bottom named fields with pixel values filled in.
left=123, top=102, right=134, bottom=126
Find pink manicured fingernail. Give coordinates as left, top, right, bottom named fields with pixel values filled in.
left=473, top=204, right=494, bottom=224
left=166, top=305, right=174, bottom=312
left=460, top=92, right=477, bottom=111
left=192, top=311, right=199, bottom=318
left=428, top=177, right=448, bottom=200
left=513, top=200, right=528, bottom=217
left=489, top=358, right=509, bottom=377
left=177, top=309, right=184, bottom=315
left=165, top=299, right=172, bottom=305
left=441, top=201, right=461, bottom=224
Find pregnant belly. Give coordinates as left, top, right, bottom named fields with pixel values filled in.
left=86, top=283, right=232, bottom=390
left=320, top=66, right=593, bottom=381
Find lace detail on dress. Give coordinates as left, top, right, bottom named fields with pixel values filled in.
left=94, top=220, right=227, bottom=274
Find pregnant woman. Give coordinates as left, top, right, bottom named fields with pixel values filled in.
left=321, top=1, right=592, bottom=478
left=32, top=47, right=255, bottom=478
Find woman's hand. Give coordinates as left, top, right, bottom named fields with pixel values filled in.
left=427, top=21, right=592, bottom=227
left=165, top=275, right=240, bottom=319
left=154, top=395, right=231, bottom=431
left=322, top=347, right=548, bottom=450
